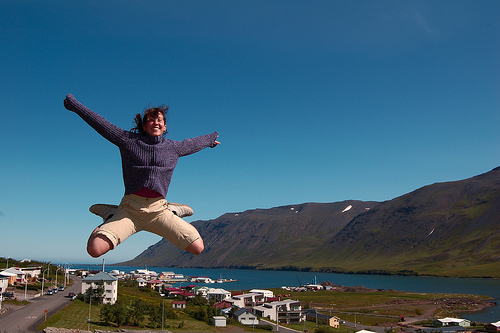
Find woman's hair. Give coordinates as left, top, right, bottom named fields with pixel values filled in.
left=132, top=105, right=169, bottom=136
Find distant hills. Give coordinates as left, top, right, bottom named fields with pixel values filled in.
left=118, top=167, right=500, bottom=278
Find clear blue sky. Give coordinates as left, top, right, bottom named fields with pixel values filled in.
left=1, top=1, right=498, bottom=264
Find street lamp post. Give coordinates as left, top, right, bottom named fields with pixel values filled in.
left=64, top=264, right=70, bottom=287
left=41, top=268, right=49, bottom=296
left=55, top=267, right=61, bottom=288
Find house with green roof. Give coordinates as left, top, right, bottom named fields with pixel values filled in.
left=81, top=271, right=118, bottom=304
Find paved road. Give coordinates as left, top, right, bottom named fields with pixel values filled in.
left=0, top=276, right=82, bottom=333
left=259, top=319, right=302, bottom=333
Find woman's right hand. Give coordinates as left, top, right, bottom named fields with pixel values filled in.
left=63, top=94, right=74, bottom=111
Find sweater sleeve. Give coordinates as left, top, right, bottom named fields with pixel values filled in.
left=64, top=94, right=128, bottom=146
left=172, top=131, right=219, bottom=157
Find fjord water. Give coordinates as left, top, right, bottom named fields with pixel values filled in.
left=74, top=265, right=500, bottom=322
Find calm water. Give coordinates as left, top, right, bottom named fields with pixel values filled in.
left=72, top=265, right=500, bottom=323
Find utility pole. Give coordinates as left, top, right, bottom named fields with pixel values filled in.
left=88, top=289, right=92, bottom=332
left=162, top=298, right=165, bottom=331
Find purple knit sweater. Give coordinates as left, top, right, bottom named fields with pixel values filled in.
left=64, top=94, right=218, bottom=198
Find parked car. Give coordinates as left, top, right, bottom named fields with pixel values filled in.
left=46, top=290, right=53, bottom=295
left=67, top=292, right=76, bottom=298
left=2, top=291, right=14, bottom=298
left=58, top=286, right=65, bottom=291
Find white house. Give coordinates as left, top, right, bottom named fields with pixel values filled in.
left=434, top=318, right=471, bottom=328
left=231, top=292, right=265, bottom=307
left=1, top=267, right=26, bottom=284
left=252, top=299, right=303, bottom=324
left=0, top=271, right=17, bottom=285
left=136, top=278, right=147, bottom=288
left=233, top=308, right=259, bottom=325
left=161, top=271, right=176, bottom=278
left=206, top=288, right=232, bottom=302
left=196, top=286, right=209, bottom=297
left=249, top=289, right=274, bottom=298
left=131, top=269, right=157, bottom=279
left=0, top=275, right=9, bottom=308
left=20, top=266, right=42, bottom=278
left=81, top=271, right=118, bottom=305
left=0, top=276, right=8, bottom=290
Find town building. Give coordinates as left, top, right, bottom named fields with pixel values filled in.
left=434, top=318, right=471, bottom=327
left=214, top=300, right=233, bottom=313
left=131, top=268, right=158, bottom=279
left=19, top=266, right=42, bottom=278
left=252, top=299, right=303, bottom=324
left=0, top=267, right=26, bottom=284
left=420, top=327, right=474, bottom=333
left=233, top=308, right=259, bottom=325
left=136, top=278, right=147, bottom=288
left=230, top=292, right=265, bottom=308
left=0, top=276, right=9, bottom=310
left=172, top=300, right=186, bottom=309
left=303, top=309, right=340, bottom=328
left=206, top=288, right=232, bottom=302
left=147, top=279, right=163, bottom=290
left=249, top=289, right=274, bottom=298
left=485, top=321, right=500, bottom=332
left=81, top=271, right=118, bottom=305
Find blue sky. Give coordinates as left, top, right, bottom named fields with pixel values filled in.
left=1, top=0, right=498, bottom=264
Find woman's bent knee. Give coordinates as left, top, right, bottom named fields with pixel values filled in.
left=87, top=234, right=113, bottom=258
left=186, top=238, right=204, bottom=255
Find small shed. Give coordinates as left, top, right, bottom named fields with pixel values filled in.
left=213, top=316, right=226, bottom=327
left=172, top=300, right=186, bottom=309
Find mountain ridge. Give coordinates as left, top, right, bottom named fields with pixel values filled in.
left=118, top=167, right=500, bottom=278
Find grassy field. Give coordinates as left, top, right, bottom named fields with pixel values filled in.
left=268, top=288, right=493, bottom=323
left=37, top=284, right=238, bottom=332
left=37, top=298, right=224, bottom=332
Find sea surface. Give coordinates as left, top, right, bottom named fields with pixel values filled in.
left=71, top=265, right=500, bottom=323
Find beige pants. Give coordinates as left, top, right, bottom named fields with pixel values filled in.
left=94, top=194, right=200, bottom=250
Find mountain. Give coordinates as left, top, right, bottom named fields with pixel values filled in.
left=118, top=167, right=500, bottom=278
left=314, top=166, right=500, bottom=277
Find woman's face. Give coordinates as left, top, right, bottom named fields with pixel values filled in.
left=142, top=113, right=167, bottom=137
